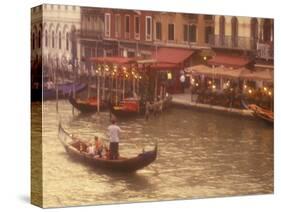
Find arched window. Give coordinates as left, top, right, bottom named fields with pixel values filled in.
left=231, top=17, right=238, bottom=47
left=45, top=30, right=48, bottom=47
left=32, top=33, right=35, bottom=50
left=38, top=30, right=41, bottom=48
left=219, top=16, right=225, bottom=45
left=250, top=18, right=258, bottom=48
left=66, top=32, right=69, bottom=51
left=52, top=31, right=55, bottom=48
left=59, top=31, right=61, bottom=49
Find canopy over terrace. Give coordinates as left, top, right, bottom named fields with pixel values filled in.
left=208, top=54, right=252, bottom=68
left=241, top=70, right=273, bottom=82
left=188, top=64, right=257, bottom=80
left=88, top=47, right=195, bottom=69
left=88, top=56, right=135, bottom=66
left=150, top=47, right=194, bottom=70
left=86, top=56, right=143, bottom=106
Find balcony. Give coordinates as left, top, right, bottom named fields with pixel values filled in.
left=256, top=43, right=274, bottom=60
left=80, top=30, right=103, bottom=40
left=208, top=35, right=255, bottom=50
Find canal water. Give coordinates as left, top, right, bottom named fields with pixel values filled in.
left=36, top=100, right=273, bottom=207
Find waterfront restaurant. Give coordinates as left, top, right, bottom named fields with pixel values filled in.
left=150, top=47, right=194, bottom=94
left=86, top=56, right=141, bottom=105
left=187, top=64, right=273, bottom=109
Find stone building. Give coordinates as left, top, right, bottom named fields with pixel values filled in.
left=31, top=4, right=81, bottom=72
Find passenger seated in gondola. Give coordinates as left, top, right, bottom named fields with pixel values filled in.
left=102, top=145, right=110, bottom=160
left=86, top=143, right=95, bottom=156
left=71, top=135, right=86, bottom=152
left=94, top=136, right=103, bottom=158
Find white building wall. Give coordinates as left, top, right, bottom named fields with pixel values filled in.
left=31, top=4, right=81, bottom=69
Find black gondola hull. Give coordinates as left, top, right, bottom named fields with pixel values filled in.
left=58, top=124, right=157, bottom=172
left=69, top=96, right=108, bottom=113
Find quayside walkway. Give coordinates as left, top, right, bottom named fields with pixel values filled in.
left=172, top=93, right=253, bottom=117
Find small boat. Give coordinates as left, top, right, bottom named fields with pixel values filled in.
left=110, top=96, right=172, bottom=118
left=43, top=82, right=87, bottom=100
left=110, top=98, right=144, bottom=117
left=248, top=104, right=274, bottom=124
left=58, top=123, right=157, bottom=172
left=69, top=96, right=109, bottom=113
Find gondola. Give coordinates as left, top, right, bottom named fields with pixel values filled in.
left=110, top=98, right=144, bottom=117
left=110, top=96, right=172, bottom=118
left=248, top=104, right=274, bottom=124
left=69, top=96, right=108, bottom=113
left=58, top=123, right=158, bottom=172
left=43, top=82, right=87, bottom=100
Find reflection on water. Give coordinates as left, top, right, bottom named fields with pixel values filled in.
left=37, top=100, right=273, bottom=207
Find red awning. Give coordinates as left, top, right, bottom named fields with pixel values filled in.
left=152, top=47, right=194, bottom=64
left=88, top=56, right=134, bottom=65
left=150, top=63, right=179, bottom=70
left=208, top=54, right=251, bottom=68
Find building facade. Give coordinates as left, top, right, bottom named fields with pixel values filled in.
left=79, top=8, right=215, bottom=60
left=31, top=4, right=81, bottom=72
left=103, top=9, right=155, bottom=57
left=153, top=13, right=214, bottom=49
left=79, top=7, right=104, bottom=59
left=210, top=15, right=274, bottom=61
left=32, top=5, right=274, bottom=76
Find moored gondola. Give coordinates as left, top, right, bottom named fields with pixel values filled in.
left=43, top=82, right=87, bottom=100
left=110, top=96, right=172, bottom=118
left=69, top=96, right=108, bottom=113
left=248, top=104, right=274, bottom=125
left=58, top=123, right=157, bottom=172
left=110, top=98, right=144, bottom=117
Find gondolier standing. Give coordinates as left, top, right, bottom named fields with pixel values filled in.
left=107, top=119, right=121, bottom=160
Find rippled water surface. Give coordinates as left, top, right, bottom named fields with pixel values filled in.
left=35, top=100, right=273, bottom=207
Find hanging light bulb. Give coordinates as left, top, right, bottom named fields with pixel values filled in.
left=268, top=91, right=272, bottom=96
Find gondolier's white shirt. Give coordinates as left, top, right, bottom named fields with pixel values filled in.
left=108, top=124, right=121, bottom=143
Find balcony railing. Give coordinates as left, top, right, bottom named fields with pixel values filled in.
left=80, top=30, right=103, bottom=40
left=256, top=43, right=274, bottom=60
left=208, top=35, right=256, bottom=50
